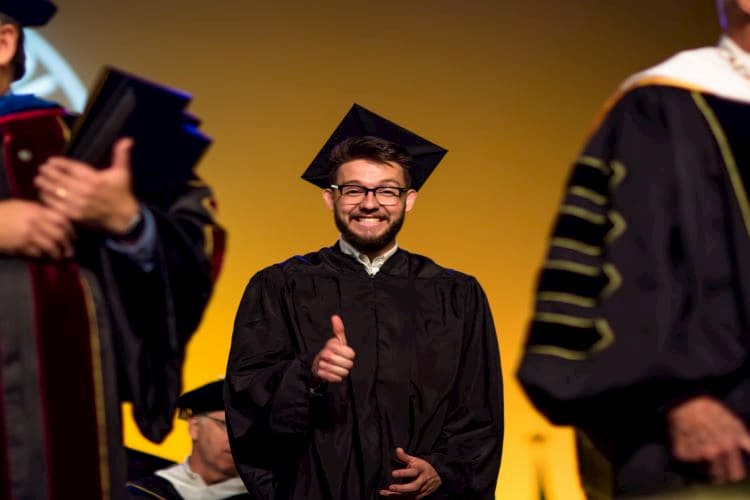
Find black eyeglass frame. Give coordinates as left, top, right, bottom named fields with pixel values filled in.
left=201, top=415, right=227, bottom=429
left=329, top=184, right=410, bottom=205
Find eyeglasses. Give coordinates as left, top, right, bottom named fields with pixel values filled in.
left=330, top=184, right=409, bottom=206
left=202, top=415, right=227, bottom=430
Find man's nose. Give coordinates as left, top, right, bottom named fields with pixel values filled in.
left=359, top=190, right=380, bottom=209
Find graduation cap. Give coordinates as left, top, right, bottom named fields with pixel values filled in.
left=176, top=380, right=224, bottom=419
left=0, top=0, right=57, bottom=26
left=65, top=66, right=211, bottom=204
left=301, top=103, right=447, bottom=191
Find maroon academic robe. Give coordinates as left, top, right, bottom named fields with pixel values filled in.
left=0, top=96, right=225, bottom=500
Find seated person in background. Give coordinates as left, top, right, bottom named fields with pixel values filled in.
left=127, top=380, right=250, bottom=500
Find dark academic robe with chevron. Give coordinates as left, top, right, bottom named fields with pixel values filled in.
left=0, top=95, right=225, bottom=500
left=226, top=245, right=503, bottom=500
left=517, top=84, right=750, bottom=498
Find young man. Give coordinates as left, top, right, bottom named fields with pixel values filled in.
left=518, top=1, right=750, bottom=498
left=225, top=104, right=503, bottom=499
left=127, top=381, right=250, bottom=500
left=0, top=2, right=225, bottom=499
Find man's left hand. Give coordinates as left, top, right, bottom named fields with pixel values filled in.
left=34, top=137, right=140, bottom=236
left=379, top=447, right=442, bottom=498
left=668, top=395, right=750, bottom=483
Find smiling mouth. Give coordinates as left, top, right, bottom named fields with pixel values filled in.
left=354, top=217, right=386, bottom=225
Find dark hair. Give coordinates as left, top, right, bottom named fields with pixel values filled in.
left=0, top=14, right=25, bottom=82
left=328, top=136, right=413, bottom=187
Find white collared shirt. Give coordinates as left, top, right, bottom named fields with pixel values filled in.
left=338, top=237, right=399, bottom=277
left=155, top=458, right=247, bottom=500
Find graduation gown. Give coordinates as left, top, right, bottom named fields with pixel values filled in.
left=225, top=245, right=503, bottom=499
left=0, top=95, right=225, bottom=500
left=517, top=83, right=750, bottom=497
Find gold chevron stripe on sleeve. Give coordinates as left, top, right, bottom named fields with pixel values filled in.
left=528, top=316, right=615, bottom=360
left=544, top=260, right=601, bottom=277
left=550, top=238, right=603, bottom=256
left=604, top=210, right=627, bottom=244
left=577, top=155, right=611, bottom=172
left=600, top=263, right=622, bottom=299
left=569, top=186, right=608, bottom=205
left=560, top=205, right=607, bottom=225
left=537, top=292, right=596, bottom=308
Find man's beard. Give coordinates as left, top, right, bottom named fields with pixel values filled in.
left=334, top=209, right=406, bottom=255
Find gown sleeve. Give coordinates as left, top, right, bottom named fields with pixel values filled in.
left=225, top=266, right=321, bottom=471
left=98, top=177, right=226, bottom=442
left=517, top=86, right=748, bottom=428
left=423, top=278, right=504, bottom=499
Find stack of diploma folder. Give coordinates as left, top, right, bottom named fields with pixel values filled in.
left=65, top=66, right=211, bottom=201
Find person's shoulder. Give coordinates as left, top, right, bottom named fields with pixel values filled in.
left=587, top=78, right=693, bottom=147
left=265, top=246, right=329, bottom=273
left=0, top=94, right=64, bottom=123
left=620, top=46, right=710, bottom=81
left=599, top=81, right=692, bottom=128
left=8, top=93, right=62, bottom=110
left=398, top=248, right=479, bottom=284
left=614, top=83, right=690, bottom=108
left=277, top=247, right=330, bottom=270
left=604, top=45, right=733, bottom=119
left=249, top=247, right=332, bottom=280
left=618, top=45, right=726, bottom=97
left=126, top=473, right=182, bottom=499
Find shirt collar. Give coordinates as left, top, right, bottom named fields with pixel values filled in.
left=720, top=35, right=750, bottom=70
left=154, top=458, right=247, bottom=500
left=338, top=237, right=399, bottom=276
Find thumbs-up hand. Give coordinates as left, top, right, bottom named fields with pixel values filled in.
left=35, top=137, right=140, bottom=236
left=311, top=314, right=356, bottom=383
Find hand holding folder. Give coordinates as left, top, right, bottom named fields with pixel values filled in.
left=65, top=66, right=211, bottom=204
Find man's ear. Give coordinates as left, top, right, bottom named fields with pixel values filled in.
left=323, top=189, right=335, bottom=210
left=0, top=23, right=19, bottom=69
left=404, top=189, right=417, bottom=212
left=187, top=416, right=201, bottom=441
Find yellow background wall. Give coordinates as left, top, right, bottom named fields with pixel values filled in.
left=39, top=2, right=717, bottom=498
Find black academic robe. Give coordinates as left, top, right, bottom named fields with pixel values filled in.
left=517, top=85, right=750, bottom=498
left=0, top=98, right=225, bottom=500
left=225, top=245, right=503, bottom=500
left=127, top=475, right=185, bottom=500
left=126, top=474, right=254, bottom=499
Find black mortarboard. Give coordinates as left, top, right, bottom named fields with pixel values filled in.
left=65, top=66, right=211, bottom=205
left=176, top=380, right=224, bottom=419
left=0, top=0, right=57, bottom=26
left=301, top=103, right=447, bottom=191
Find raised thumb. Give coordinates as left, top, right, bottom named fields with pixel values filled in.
left=111, top=137, right=134, bottom=170
left=330, top=314, right=347, bottom=345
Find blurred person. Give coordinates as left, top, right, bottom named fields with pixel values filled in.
left=518, top=1, right=750, bottom=498
left=0, top=2, right=225, bottom=499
